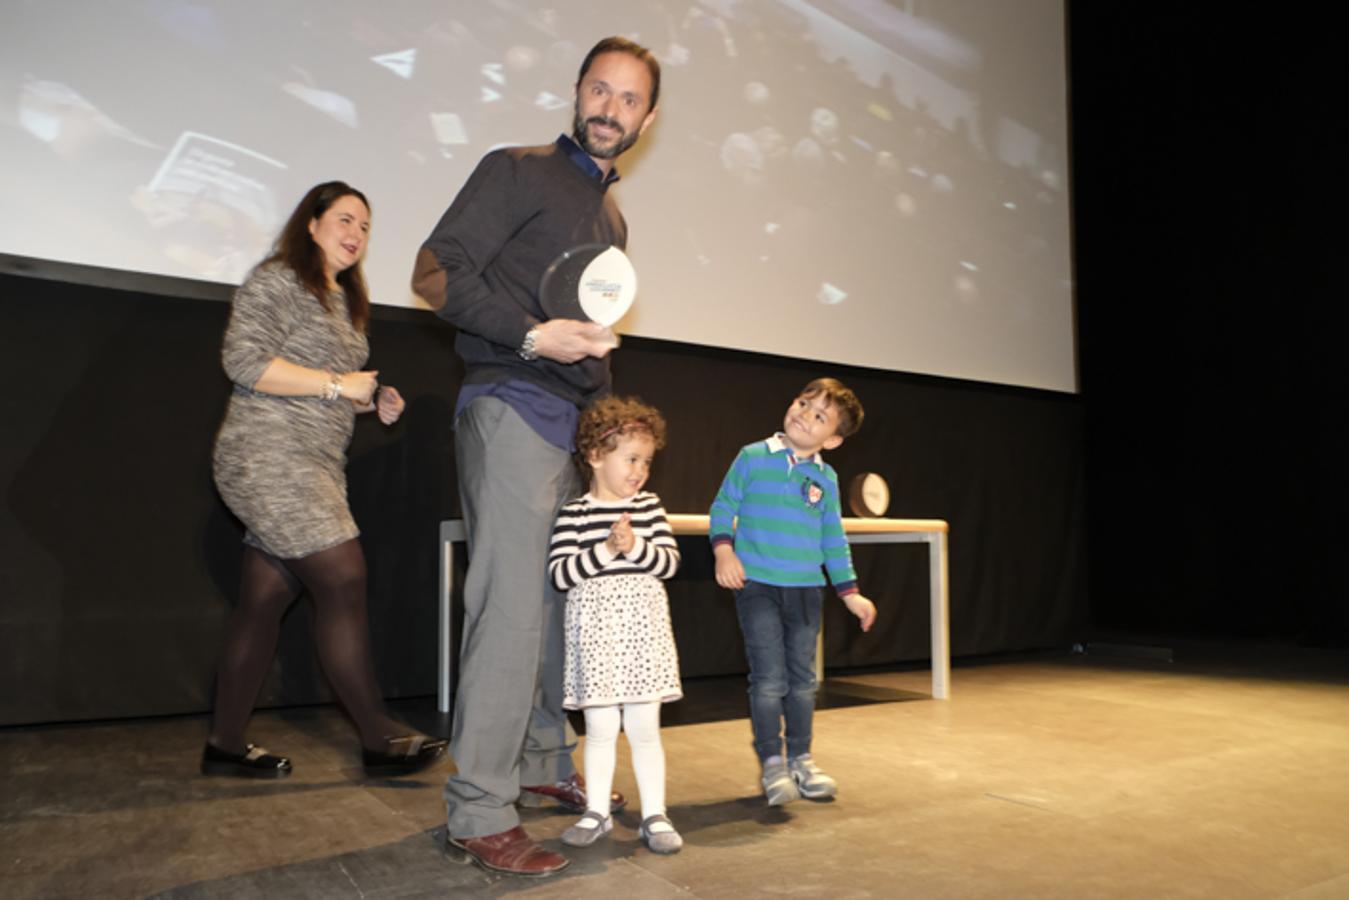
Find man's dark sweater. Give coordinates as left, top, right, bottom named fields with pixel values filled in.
left=415, top=140, right=627, bottom=409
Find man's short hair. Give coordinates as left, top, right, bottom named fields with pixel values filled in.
left=577, top=36, right=661, bottom=112
left=801, top=377, right=865, bottom=438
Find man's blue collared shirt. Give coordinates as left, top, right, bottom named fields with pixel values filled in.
left=555, top=133, right=620, bottom=185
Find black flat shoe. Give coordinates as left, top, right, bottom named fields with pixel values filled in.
left=201, top=742, right=292, bottom=778
left=362, top=733, right=447, bottom=778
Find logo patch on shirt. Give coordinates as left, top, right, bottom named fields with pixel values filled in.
left=801, top=478, right=825, bottom=509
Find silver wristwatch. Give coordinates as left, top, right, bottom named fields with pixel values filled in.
left=518, top=327, right=540, bottom=361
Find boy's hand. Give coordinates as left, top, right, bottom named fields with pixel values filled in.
left=713, top=544, right=746, bottom=590
left=842, top=592, right=877, bottom=632
left=606, top=513, right=634, bottom=555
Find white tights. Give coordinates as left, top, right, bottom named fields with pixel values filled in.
left=582, top=701, right=665, bottom=819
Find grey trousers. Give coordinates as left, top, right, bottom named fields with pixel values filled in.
left=445, top=397, right=580, bottom=838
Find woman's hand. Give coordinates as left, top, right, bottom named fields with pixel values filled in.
left=375, top=385, right=405, bottom=425
left=339, top=370, right=380, bottom=405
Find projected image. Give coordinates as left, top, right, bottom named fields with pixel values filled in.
left=129, top=133, right=287, bottom=280
left=0, top=0, right=1073, bottom=391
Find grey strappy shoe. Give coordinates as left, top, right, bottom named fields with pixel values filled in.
left=560, top=810, right=612, bottom=847
left=639, top=814, right=683, bottom=855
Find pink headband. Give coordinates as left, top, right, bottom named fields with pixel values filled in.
left=597, top=420, right=652, bottom=444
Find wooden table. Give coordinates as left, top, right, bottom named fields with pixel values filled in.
left=437, top=515, right=950, bottom=713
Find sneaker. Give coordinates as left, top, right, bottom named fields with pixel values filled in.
left=788, top=754, right=837, bottom=800
left=560, top=810, right=612, bottom=847
left=640, top=814, right=683, bottom=854
left=761, top=761, right=800, bottom=806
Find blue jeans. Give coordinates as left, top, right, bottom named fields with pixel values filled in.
left=735, top=581, right=822, bottom=762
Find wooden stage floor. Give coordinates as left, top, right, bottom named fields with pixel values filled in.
left=3, top=642, right=1348, bottom=899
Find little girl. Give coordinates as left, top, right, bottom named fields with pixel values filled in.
left=547, top=396, right=683, bottom=854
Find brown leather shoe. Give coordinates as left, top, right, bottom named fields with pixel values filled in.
left=519, top=772, right=626, bottom=814
left=447, top=826, right=569, bottom=877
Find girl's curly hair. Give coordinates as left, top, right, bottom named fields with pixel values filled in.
left=575, top=395, right=667, bottom=463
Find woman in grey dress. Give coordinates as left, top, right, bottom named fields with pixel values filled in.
left=204, top=181, right=445, bottom=778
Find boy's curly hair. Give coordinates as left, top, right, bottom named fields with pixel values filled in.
left=801, top=377, right=865, bottom=438
left=576, top=395, right=668, bottom=461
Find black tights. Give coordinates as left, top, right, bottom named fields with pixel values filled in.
left=208, top=540, right=400, bottom=753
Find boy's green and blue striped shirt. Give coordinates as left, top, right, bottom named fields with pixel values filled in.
left=709, top=435, right=858, bottom=595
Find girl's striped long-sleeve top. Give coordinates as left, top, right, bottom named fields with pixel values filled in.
left=549, top=491, right=681, bottom=591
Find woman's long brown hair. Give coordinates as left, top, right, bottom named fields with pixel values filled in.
left=266, top=181, right=371, bottom=333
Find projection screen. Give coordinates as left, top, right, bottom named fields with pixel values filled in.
left=0, top=0, right=1075, bottom=392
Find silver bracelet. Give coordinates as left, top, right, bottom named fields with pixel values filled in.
left=321, top=372, right=343, bottom=402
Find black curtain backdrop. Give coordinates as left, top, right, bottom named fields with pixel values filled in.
left=1070, top=5, right=1347, bottom=644
left=0, top=272, right=1084, bottom=725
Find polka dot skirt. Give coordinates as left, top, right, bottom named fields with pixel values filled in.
left=564, top=573, right=682, bottom=709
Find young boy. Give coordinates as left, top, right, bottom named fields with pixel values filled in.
left=709, top=377, right=877, bottom=805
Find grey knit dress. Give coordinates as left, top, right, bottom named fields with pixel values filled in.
left=212, top=262, right=369, bottom=559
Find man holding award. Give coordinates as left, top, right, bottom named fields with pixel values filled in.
left=411, top=36, right=659, bottom=877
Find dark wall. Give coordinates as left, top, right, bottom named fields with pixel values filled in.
left=7, top=5, right=1341, bottom=728
left=612, top=338, right=1087, bottom=675
left=0, top=275, right=464, bottom=725
left=0, top=270, right=1085, bottom=725
left=1070, top=6, right=1346, bottom=641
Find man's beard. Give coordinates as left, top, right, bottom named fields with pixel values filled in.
left=572, top=108, right=641, bottom=160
